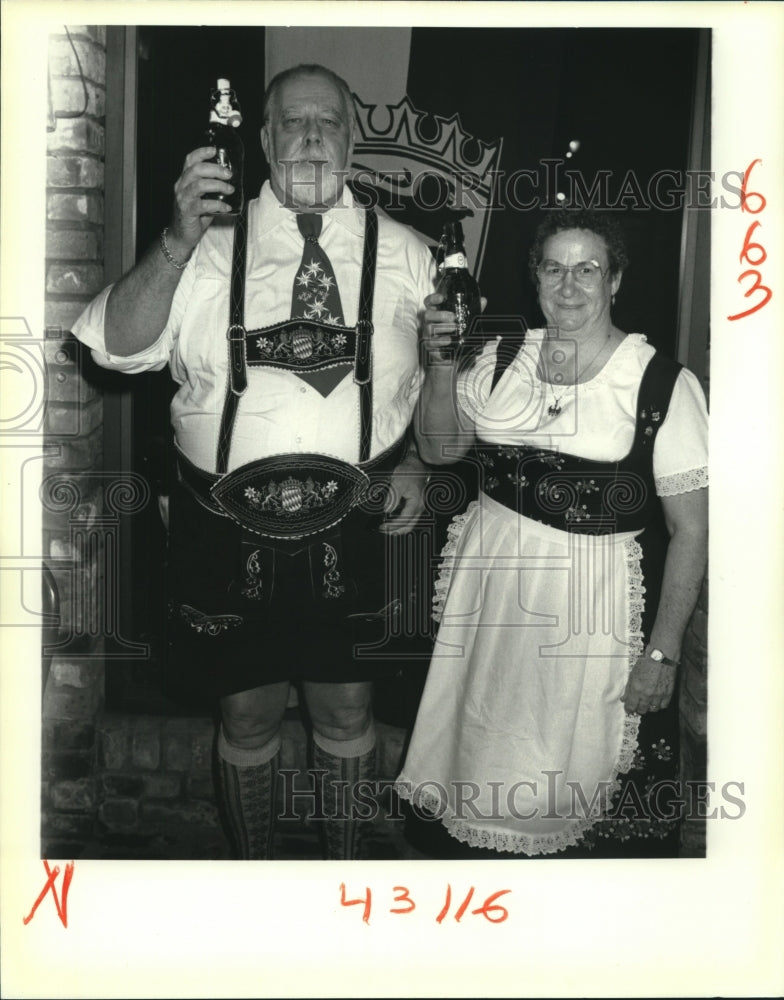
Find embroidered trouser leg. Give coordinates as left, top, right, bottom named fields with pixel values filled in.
left=312, top=724, right=377, bottom=860
left=216, top=726, right=280, bottom=860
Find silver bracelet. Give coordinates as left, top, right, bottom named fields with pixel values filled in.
left=159, top=227, right=191, bottom=270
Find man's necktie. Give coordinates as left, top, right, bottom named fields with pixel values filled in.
left=291, top=213, right=345, bottom=325
left=289, top=213, right=351, bottom=397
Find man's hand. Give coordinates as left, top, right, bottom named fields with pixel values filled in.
left=167, top=147, right=237, bottom=258
left=379, top=452, right=430, bottom=535
left=421, top=292, right=459, bottom=367
left=421, top=292, right=488, bottom=367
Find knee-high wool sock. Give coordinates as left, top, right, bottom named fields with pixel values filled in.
left=216, top=726, right=280, bottom=860
left=312, top=723, right=377, bottom=861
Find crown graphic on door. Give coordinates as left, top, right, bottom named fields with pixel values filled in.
left=350, top=95, right=504, bottom=279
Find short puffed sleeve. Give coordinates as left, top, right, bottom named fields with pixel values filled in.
left=653, top=367, right=709, bottom=496
left=455, top=338, right=502, bottom=424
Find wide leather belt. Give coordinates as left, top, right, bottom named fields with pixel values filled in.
left=177, top=437, right=406, bottom=541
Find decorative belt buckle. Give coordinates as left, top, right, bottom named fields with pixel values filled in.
left=210, top=453, right=371, bottom=540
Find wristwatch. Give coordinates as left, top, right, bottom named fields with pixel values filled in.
left=646, top=647, right=680, bottom=667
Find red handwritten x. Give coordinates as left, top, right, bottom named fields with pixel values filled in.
left=23, top=860, right=75, bottom=928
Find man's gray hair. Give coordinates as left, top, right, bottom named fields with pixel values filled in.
left=262, top=64, right=356, bottom=126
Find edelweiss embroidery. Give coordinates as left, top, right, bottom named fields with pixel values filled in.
left=294, top=258, right=343, bottom=326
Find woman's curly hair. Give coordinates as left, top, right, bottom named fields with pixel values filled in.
left=528, top=208, right=630, bottom=284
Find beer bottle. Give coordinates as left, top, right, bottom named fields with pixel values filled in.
left=435, top=220, right=481, bottom=358
left=202, top=78, right=244, bottom=214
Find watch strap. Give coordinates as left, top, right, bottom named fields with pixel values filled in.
left=647, top=648, right=680, bottom=667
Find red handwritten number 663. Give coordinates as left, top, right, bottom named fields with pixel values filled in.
left=727, top=158, right=772, bottom=322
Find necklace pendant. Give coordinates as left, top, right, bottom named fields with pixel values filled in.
left=548, top=402, right=562, bottom=417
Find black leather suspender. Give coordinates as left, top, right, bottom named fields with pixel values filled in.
left=215, top=206, right=379, bottom=474
left=216, top=207, right=250, bottom=474
left=355, top=208, right=377, bottom=464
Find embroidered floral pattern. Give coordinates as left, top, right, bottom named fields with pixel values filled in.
left=322, top=542, right=345, bottom=599
left=253, top=325, right=351, bottom=366
left=639, top=406, right=661, bottom=441
left=177, top=603, right=243, bottom=636
left=535, top=450, right=566, bottom=470
left=241, top=549, right=263, bottom=601
left=243, top=477, right=338, bottom=515
left=535, top=475, right=601, bottom=523
left=565, top=478, right=601, bottom=523
left=581, top=743, right=680, bottom=847
left=496, top=445, right=528, bottom=460
left=649, top=738, right=674, bottom=763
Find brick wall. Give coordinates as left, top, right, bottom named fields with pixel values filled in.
left=42, top=26, right=107, bottom=858
left=77, top=715, right=407, bottom=860
left=92, top=715, right=226, bottom=859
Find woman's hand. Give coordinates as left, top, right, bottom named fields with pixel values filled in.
left=622, top=489, right=708, bottom=716
left=621, top=655, right=678, bottom=714
left=168, top=146, right=237, bottom=256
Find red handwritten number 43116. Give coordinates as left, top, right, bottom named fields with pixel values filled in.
left=727, top=158, right=772, bottom=322
left=339, top=882, right=511, bottom=925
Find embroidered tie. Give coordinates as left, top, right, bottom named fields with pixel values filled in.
left=292, top=213, right=345, bottom=325
left=288, top=213, right=352, bottom=397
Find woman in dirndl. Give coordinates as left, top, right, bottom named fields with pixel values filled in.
left=396, top=209, right=709, bottom=858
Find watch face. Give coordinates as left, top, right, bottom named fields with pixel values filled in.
left=649, top=648, right=664, bottom=661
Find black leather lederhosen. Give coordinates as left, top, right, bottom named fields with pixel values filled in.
left=166, top=206, right=409, bottom=694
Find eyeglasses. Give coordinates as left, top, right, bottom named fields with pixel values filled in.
left=536, top=259, right=607, bottom=288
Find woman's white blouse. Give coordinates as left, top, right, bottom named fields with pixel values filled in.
left=457, top=331, right=708, bottom=497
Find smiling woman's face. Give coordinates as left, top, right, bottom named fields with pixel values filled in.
left=537, top=228, right=622, bottom=337
left=261, top=71, right=355, bottom=212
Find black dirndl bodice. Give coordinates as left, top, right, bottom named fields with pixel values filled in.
left=473, top=348, right=683, bottom=537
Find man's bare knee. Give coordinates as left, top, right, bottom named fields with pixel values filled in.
left=220, top=682, right=290, bottom=749
left=304, top=681, right=372, bottom=742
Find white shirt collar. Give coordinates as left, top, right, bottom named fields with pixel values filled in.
left=256, top=181, right=365, bottom=241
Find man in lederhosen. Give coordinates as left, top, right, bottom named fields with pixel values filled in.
left=73, top=64, right=436, bottom=859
